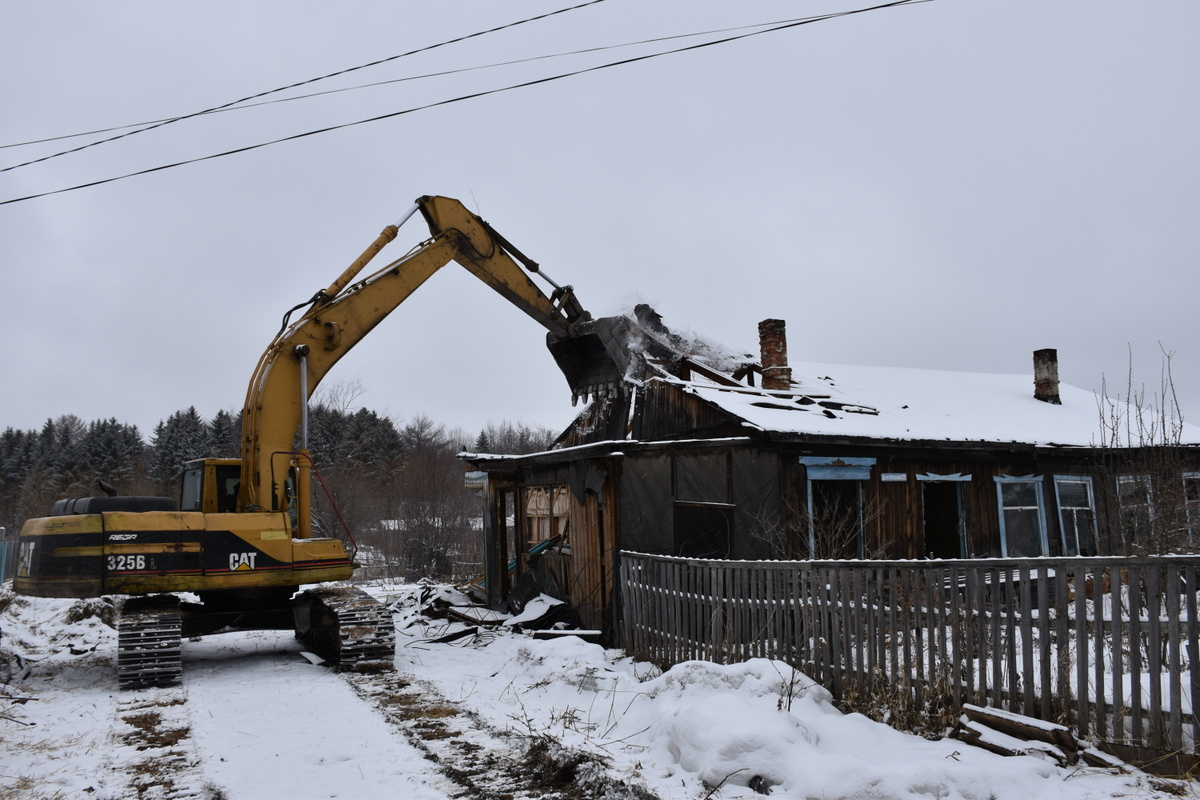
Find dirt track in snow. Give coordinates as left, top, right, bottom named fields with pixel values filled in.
left=344, top=668, right=654, bottom=800
left=0, top=590, right=653, bottom=800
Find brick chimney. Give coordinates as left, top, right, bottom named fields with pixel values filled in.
left=759, top=319, right=792, bottom=392
left=1033, top=348, right=1061, bottom=405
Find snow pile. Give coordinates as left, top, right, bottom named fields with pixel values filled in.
left=652, top=676, right=820, bottom=786
left=397, top=585, right=1188, bottom=800
left=1, top=580, right=1193, bottom=800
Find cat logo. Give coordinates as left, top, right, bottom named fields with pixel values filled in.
left=229, top=552, right=258, bottom=571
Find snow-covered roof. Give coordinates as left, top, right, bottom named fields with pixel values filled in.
left=668, top=360, right=1200, bottom=449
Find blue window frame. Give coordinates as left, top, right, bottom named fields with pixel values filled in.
left=800, top=457, right=875, bottom=558
left=995, top=475, right=1048, bottom=557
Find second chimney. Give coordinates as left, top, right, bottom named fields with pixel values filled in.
left=759, top=319, right=792, bottom=392
left=1033, top=348, right=1061, bottom=405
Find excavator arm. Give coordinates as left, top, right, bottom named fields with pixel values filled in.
left=237, top=195, right=615, bottom=523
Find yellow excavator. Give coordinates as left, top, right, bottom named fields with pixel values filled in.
left=12, top=195, right=627, bottom=687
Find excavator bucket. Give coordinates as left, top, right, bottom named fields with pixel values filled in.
left=547, top=317, right=640, bottom=404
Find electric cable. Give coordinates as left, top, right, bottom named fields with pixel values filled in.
left=0, top=0, right=609, bottom=173
left=0, top=0, right=925, bottom=206
left=1, top=13, right=821, bottom=153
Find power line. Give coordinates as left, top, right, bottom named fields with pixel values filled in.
left=1, top=14, right=822, bottom=153
left=0, top=0, right=609, bottom=173
left=0, top=0, right=925, bottom=206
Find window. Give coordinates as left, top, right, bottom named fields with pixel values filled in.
left=216, top=465, right=241, bottom=513
left=1116, top=475, right=1153, bottom=544
left=179, top=467, right=203, bottom=511
left=917, top=473, right=971, bottom=559
left=995, top=476, right=1047, bottom=557
left=921, top=480, right=965, bottom=559
left=1053, top=476, right=1096, bottom=556
left=800, top=457, right=875, bottom=559
left=809, top=480, right=863, bottom=558
left=524, top=486, right=570, bottom=548
left=673, top=504, right=732, bottom=558
left=1183, top=473, right=1200, bottom=541
left=672, top=452, right=733, bottom=559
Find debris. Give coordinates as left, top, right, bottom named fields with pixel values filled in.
left=952, top=703, right=1127, bottom=771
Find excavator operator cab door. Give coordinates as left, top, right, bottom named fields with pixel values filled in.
left=180, top=465, right=205, bottom=512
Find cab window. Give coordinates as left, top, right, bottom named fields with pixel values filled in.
left=180, top=468, right=204, bottom=511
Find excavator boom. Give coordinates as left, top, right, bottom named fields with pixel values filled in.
left=239, top=195, right=627, bottom=518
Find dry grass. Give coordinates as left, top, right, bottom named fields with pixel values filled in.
left=64, top=597, right=115, bottom=628
left=838, top=665, right=960, bottom=740
left=0, top=776, right=41, bottom=800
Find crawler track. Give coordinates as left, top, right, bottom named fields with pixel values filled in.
left=117, top=595, right=183, bottom=690
left=295, top=586, right=396, bottom=668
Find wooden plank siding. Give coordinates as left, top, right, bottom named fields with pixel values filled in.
left=564, top=483, right=616, bottom=631
left=508, top=463, right=619, bottom=635
left=620, top=551, right=1200, bottom=758
left=777, top=451, right=1107, bottom=561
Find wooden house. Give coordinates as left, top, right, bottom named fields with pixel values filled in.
left=463, top=308, right=1200, bottom=636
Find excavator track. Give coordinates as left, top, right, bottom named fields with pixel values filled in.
left=117, top=595, right=183, bottom=690
left=294, top=587, right=395, bottom=670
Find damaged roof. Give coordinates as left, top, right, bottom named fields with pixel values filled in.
left=672, top=361, right=1200, bottom=448
left=537, top=306, right=1200, bottom=452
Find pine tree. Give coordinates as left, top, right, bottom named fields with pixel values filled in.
left=210, top=409, right=242, bottom=458
left=80, top=418, right=145, bottom=492
left=151, top=407, right=213, bottom=489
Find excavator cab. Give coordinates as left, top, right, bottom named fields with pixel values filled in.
left=179, top=459, right=242, bottom=514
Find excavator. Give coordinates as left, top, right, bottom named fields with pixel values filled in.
left=12, top=195, right=630, bottom=688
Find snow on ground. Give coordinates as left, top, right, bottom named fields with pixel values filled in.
left=1, top=581, right=1193, bottom=800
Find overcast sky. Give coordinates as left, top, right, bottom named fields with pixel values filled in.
left=2, top=0, right=1197, bottom=443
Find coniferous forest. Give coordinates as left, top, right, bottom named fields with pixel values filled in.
left=0, top=403, right=556, bottom=582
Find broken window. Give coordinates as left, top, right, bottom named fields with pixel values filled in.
left=1053, top=476, right=1096, bottom=556
left=524, top=485, right=570, bottom=549
left=673, top=504, right=732, bottom=559
left=808, top=480, right=863, bottom=559
left=995, top=476, right=1047, bottom=558
left=800, top=457, right=874, bottom=559
left=919, top=478, right=966, bottom=559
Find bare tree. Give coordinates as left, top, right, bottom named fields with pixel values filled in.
left=749, top=489, right=885, bottom=560
left=1093, top=345, right=1196, bottom=555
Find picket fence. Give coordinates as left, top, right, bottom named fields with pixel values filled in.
left=618, top=551, right=1200, bottom=757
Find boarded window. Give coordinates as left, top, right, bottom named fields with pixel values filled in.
left=620, top=454, right=673, bottom=553
left=674, top=452, right=729, bottom=504
left=672, top=452, right=733, bottom=558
